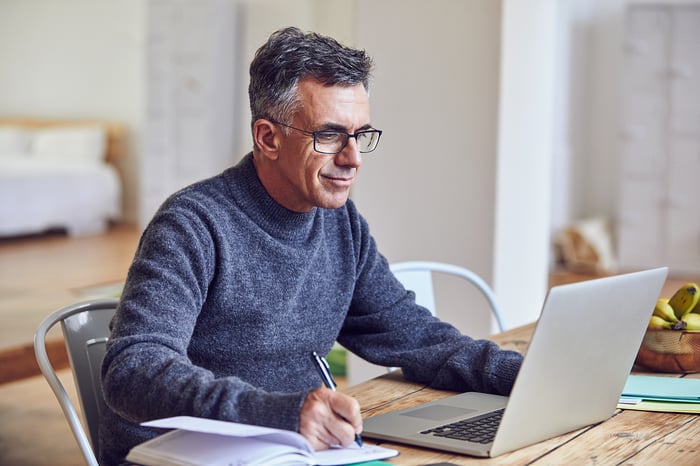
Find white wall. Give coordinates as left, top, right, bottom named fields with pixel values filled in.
left=343, top=0, right=558, bottom=384
left=0, top=0, right=145, bottom=224
left=550, top=0, right=628, bottom=234
left=141, top=0, right=239, bottom=226
left=353, top=0, right=501, bottom=329
left=354, top=0, right=558, bottom=332
left=232, top=0, right=315, bottom=160
left=550, top=1, right=596, bottom=235
left=547, top=0, right=700, bottom=277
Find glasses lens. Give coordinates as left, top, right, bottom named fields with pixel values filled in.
left=357, top=130, right=381, bottom=153
left=312, top=130, right=382, bottom=154
left=314, top=132, right=346, bottom=154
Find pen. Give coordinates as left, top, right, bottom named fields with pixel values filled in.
left=311, top=351, right=363, bottom=447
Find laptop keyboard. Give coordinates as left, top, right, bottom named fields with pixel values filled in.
left=420, top=408, right=504, bottom=444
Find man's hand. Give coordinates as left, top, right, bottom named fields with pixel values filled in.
left=299, top=387, right=362, bottom=450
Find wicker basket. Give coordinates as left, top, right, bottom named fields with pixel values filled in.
left=635, top=329, right=700, bottom=373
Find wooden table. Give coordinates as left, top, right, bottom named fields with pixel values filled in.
left=344, top=324, right=700, bottom=465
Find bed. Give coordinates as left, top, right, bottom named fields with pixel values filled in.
left=0, top=118, right=124, bottom=237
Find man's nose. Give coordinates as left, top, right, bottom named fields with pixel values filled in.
left=335, top=137, right=363, bottom=168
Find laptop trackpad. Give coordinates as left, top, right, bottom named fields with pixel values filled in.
left=401, top=405, right=476, bottom=421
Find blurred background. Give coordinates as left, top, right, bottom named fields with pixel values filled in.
left=1, top=1, right=699, bottom=463
left=1, top=0, right=698, bottom=366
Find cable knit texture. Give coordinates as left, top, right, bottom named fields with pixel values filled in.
left=99, top=153, right=523, bottom=465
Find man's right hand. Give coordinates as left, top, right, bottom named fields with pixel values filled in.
left=298, top=387, right=362, bottom=450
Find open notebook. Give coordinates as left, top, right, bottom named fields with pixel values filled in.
left=126, top=416, right=398, bottom=466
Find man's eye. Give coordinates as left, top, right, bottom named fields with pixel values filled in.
left=316, top=132, right=341, bottom=143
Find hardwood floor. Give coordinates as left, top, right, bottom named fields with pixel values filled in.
left=0, top=224, right=141, bottom=466
left=0, top=224, right=141, bottom=384
left=0, top=225, right=140, bottom=349
left=0, top=226, right=697, bottom=465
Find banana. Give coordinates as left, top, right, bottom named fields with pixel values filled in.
left=681, top=312, right=700, bottom=331
left=652, top=298, right=678, bottom=323
left=691, top=295, right=700, bottom=315
left=668, top=282, right=700, bottom=319
left=648, top=315, right=673, bottom=330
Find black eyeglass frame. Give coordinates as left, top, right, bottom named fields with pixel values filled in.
left=268, top=119, right=382, bottom=155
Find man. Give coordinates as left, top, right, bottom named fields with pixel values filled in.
left=100, top=26, right=522, bottom=465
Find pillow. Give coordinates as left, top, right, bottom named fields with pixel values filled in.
left=30, top=126, right=107, bottom=164
left=0, top=127, right=32, bottom=157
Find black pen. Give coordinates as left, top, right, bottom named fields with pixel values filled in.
left=311, top=351, right=363, bottom=447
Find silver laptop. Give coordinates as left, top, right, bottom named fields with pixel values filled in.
left=362, top=267, right=668, bottom=457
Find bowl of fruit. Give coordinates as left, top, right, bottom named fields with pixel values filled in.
left=635, top=282, right=700, bottom=373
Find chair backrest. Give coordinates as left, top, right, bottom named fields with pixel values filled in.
left=390, top=261, right=505, bottom=332
left=34, top=298, right=119, bottom=466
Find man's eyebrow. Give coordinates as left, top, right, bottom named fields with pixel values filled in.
left=318, top=122, right=374, bottom=132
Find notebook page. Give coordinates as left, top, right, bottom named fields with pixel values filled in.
left=314, top=443, right=399, bottom=466
left=126, top=430, right=315, bottom=466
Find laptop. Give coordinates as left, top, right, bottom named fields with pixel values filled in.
left=362, top=267, right=668, bottom=457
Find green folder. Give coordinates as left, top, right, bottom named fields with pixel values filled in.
left=617, top=375, right=700, bottom=413
left=617, top=399, right=700, bottom=414
left=621, top=375, right=700, bottom=403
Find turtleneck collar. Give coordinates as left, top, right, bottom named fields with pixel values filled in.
left=224, top=153, right=320, bottom=243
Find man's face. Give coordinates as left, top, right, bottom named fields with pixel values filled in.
left=273, top=79, right=372, bottom=212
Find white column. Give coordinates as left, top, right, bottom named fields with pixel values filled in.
left=492, top=0, right=558, bottom=329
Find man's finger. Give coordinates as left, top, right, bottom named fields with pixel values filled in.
left=327, top=390, right=362, bottom=434
left=299, top=388, right=362, bottom=449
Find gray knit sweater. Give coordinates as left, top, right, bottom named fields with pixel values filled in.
left=99, top=153, right=522, bottom=465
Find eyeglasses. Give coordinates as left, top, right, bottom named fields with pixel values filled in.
left=270, top=120, right=382, bottom=155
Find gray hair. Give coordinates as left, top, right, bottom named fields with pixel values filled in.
left=248, top=26, right=374, bottom=131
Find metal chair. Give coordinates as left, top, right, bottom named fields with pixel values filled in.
left=390, top=261, right=505, bottom=332
left=33, top=298, right=119, bottom=466
left=347, top=260, right=506, bottom=384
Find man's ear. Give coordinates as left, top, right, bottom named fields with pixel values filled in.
left=253, top=119, right=281, bottom=160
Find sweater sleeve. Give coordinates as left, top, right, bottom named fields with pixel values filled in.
left=101, top=207, right=307, bottom=432
left=337, top=214, right=523, bottom=396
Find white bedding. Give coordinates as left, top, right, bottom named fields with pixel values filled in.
left=0, top=157, right=121, bottom=236
left=0, top=124, right=122, bottom=237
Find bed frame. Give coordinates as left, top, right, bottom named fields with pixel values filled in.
left=0, top=117, right=126, bottom=164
